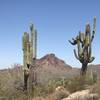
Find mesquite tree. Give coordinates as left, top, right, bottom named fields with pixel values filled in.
left=69, top=17, right=96, bottom=75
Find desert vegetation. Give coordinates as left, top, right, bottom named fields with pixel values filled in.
left=0, top=17, right=99, bottom=100
left=0, top=64, right=100, bottom=100
left=69, top=17, right=96, bottom=75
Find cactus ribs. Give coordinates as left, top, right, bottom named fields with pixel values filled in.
left=69, top=17, right=96, bottom=75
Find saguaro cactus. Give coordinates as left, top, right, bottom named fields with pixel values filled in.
left=22, top=23, right=37, bottom=91
left=69, top=17, right=96, bottom=75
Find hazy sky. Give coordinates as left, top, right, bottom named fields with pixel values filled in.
left=0, top=0, right=100, bottom=69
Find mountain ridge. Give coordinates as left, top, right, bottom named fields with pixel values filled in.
left=0, top=53, right=100, bottom=82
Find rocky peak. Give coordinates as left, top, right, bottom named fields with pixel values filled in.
left=37, top=53, right=72, bottom=70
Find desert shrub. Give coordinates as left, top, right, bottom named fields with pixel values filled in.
left=85, top=72, right=97, bottom=85
left=64, top=76, right=85, bottom=93
left=90, top=81, right=100, bottom=96
left=33, top=80, right=57, bottom=97
left=32, top=78, right=68, bottom=97
left=45, top=88, right=69, bottom=100
left=33, top=84, right=49, bottom=96
left=62, top=74, right=98, bottom=93
left=0, top=64, right=29, bottom=100
left=0, top=65, right=99, bottom=100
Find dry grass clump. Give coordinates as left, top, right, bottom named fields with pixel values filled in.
left=64, top=76, right=85, bottom=93
left=90, top=81, right=100, bottom=96
left=64, top=74, right=97, bottom=93
left=45, top=87, right=69, bottom=100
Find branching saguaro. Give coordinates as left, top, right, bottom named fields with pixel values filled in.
left=69, top=17, right=96, bottom=75
left=22, top=23, right=37, bottom=96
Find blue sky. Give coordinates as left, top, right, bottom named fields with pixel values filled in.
left=0, top=0, right=100, bottom=69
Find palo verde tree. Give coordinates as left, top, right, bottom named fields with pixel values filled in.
left=69, top=17, right=96, bottom=75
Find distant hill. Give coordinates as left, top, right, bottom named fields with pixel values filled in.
left=0, top=54, right=100, bottom=83
left=36, top=54, right=73, bottom=83
left=36, top=53, right=72, bottom=72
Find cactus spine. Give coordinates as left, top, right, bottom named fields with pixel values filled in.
left=22, top=23, right=37, bottom=93
left=69, top=17, right=96, bottom=75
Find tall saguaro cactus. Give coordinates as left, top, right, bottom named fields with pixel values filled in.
left=22, top=23, right=37, bottom=92
left=69, top=17, right=96, bottom=75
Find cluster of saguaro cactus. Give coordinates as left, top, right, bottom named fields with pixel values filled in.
left=69, top=17, right=96, bottom=75
left=22, top=23, right=37, bottom=91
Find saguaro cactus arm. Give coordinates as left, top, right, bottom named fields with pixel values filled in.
left=79, top=32, right=85, bottom=47
left=91, top=17, right=96, bottom=42
left=68, top=37, right=78, bottom=45
left=88, top=57, right=95, bottom=63
left=74, top=49, right=79, bottom=60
